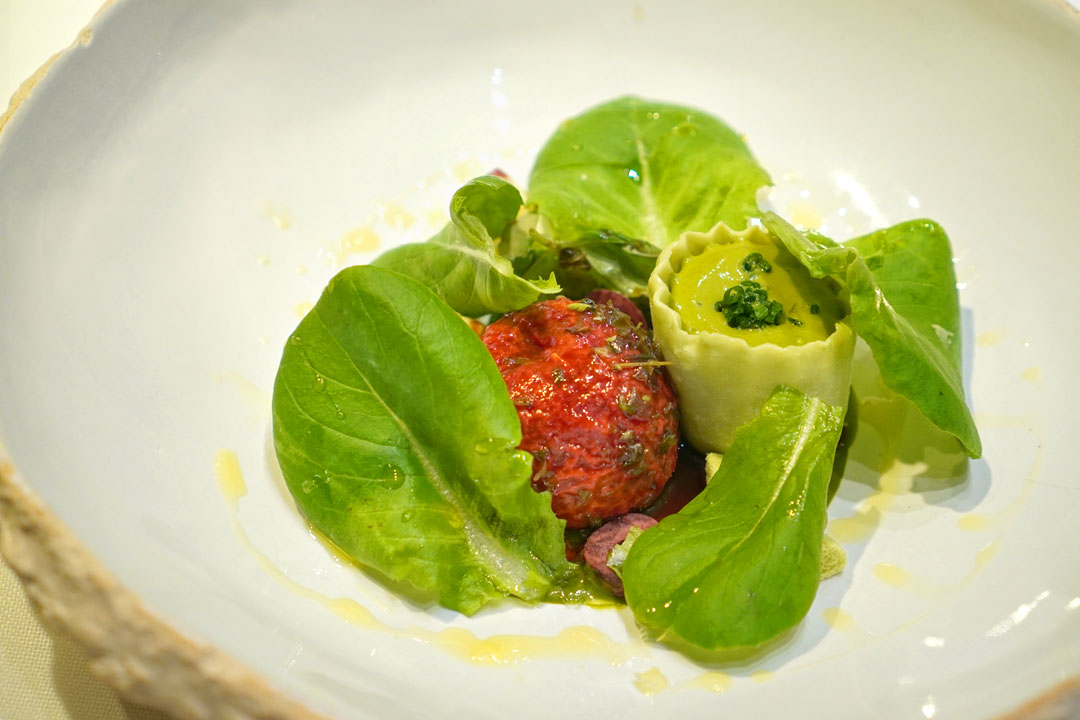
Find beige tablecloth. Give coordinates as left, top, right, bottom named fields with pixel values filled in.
left=0, top=555, right=173, bottom=720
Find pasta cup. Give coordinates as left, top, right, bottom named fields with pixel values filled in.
left=648, top=221, right=855, bottom=453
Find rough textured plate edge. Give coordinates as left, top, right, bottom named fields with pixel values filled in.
left=997, top=677, right=1080, bottom=720
left=0, top=456, right=326, bottom=720
left=0, top=1, right=103, bottom=136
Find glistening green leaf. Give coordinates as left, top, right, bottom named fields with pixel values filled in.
left=621, top=386, right=844, bottom=651
left=528, top=96, right=771, bottom=250
left=555, top=234, right=661, bottom=299
left=373, top=175, right=559, bottom=316
left=500, top=223, right=662, bottom=299
left=763, top=212, right=981, bottom=458
left=271, top=265, right=574, bottom=615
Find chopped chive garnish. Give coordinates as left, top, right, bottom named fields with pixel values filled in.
left=741, top=252, right=772, bottom=274
left=715, top=280, right=783, bottom=329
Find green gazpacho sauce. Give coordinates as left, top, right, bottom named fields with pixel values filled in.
left=670, top=233, right=843, bottom=347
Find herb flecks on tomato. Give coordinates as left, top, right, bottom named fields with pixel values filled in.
left=482, top=296, right=679, bottom=529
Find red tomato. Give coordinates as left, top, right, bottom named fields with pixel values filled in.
left=482, top=296, right=679, bottom=529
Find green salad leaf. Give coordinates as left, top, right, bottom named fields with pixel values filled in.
left=763, top=212, right=981, bottom=458
left=527, top=96, right=771, bottom=251
left=621, top=386, right=844, bottom=651
left=271, top=265, right=575, bottom=614
left=552, top=234, right=662, bottom=299
left=270, top=96, right=984, bottom=656
left=373, top=175, right=559, bottom=316
left=495, top=216, right=662, bottom=299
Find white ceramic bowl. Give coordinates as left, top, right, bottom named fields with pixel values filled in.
left=2, top=1, right=1079, bottom=718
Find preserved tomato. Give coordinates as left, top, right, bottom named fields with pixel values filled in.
left=482, top=296, right=679, bottom=528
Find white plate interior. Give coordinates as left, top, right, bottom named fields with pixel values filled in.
left=2, top=1, right=1080, bottom=718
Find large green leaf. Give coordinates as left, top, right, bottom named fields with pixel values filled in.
left=622, top=386, right=844, bottom=651
left=500, top=221, right=662, bottom=299
left=763, top=213, right=981, bottom=458
left=271, top=265, right=574, bottom=614
left=536, top=233, right=662, bottom=299
left=527, top=96, right=771, bottom=250
left=373, top=175, right=559, bottom=316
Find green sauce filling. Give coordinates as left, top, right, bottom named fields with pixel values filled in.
left=670, top=233, right=842, bottom=347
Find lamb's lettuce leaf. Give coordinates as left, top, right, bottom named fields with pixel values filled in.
left=621, top=386, right=843, bottom=651
left=373, top=175, right=559, bottom=316
left=763, top=212, right=981, bottom=458
left=540, top=233, right=661, bottom=299
left=527, top=96, right=771, bottom=250
left=271, top=265, right=576, bottom=614
left=497, top=217, right=661, bottom=299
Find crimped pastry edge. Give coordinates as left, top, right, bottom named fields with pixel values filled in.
left=647, top=220, right=855, bottom=453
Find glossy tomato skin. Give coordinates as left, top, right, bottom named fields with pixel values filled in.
left=482, top=297, right=679, bottom=529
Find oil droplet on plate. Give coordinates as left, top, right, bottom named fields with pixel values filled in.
left=323, top=597, right=379, bottom=628
left=957, top=513, right=992, bottom=532
left=958, top=448, right=1042, bottom=534
left=214, top=373, right=272, bottom=416
left=873, top=563, right=914, bottom=589
left=267, top=208, right=293, bottom=230
left=293, top=301, right=314, bottom=319
left=827, top=459, right=928, bottom=544
left=434, top=625, right=637, bottom=666
left=822, top=607, right=861, bottom=633
left=977, top=329, right=1004, bottom=347
left=334, top=226, right=381, bottom=265
left=975, top=541, right=1000, bottom=569
left=214, top=449, right=247, bottom=511
left=686, top=671, right=732, bottom=693
left=379, top=203, right=416, bottom=230
left=1021, top=366, right=1042, bottom=388
left=750, top=670, right=775, bottom=684
left=827, top=509, right=880, bottom=544
left=633, top=667, right=669, bottom=695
